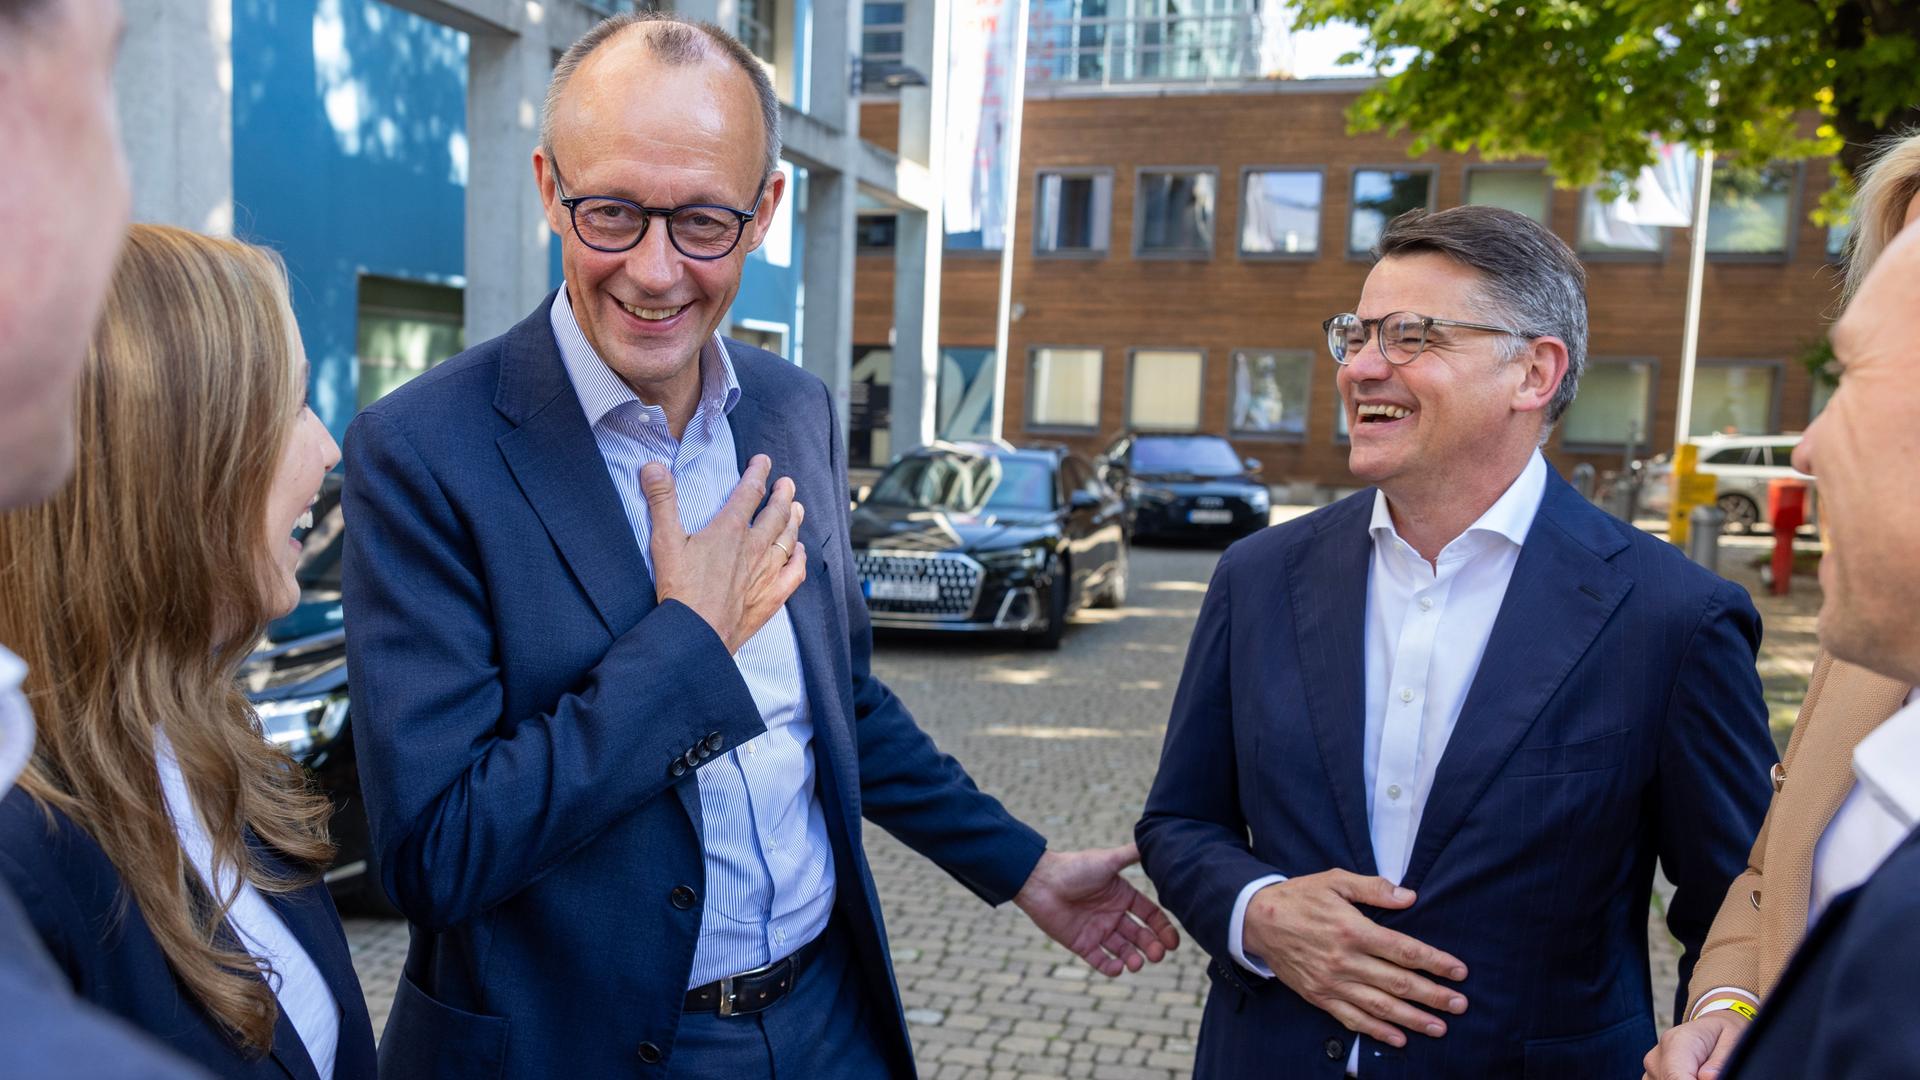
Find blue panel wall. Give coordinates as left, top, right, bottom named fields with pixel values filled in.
left=233, top=0, right=469, bottom=442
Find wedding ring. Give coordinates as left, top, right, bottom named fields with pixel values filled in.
left=772, top=541, right=792, bottom=557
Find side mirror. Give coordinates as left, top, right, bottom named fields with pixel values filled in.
left=1242, top=457, right=1263, bottom=475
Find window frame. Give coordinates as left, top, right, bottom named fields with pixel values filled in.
left=1025, top=344, right=1106, bottom=434
left=1132, top=165, right=1220, bottom=261
left=1554, top=355, right=1660, bottom=452
left=1226, top=347, right=1314, bottom=442
left=1032, top=166, right=1115, bottom=261
left=1124, top=346, right=1208, bottom=432
left=1236, top=165, right=1327, bottom=262
left=1575, top=186, right=1670, bottom=262
left=1705, top=160, right=1802, bottom=265
left=1346, top=164, right=1438, bottom=260
left=1462, top=163, right=1554, bottom=226
left=1689, top=358, right=1787, bottom=438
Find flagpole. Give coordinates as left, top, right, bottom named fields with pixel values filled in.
left=1673, top=147, right=1715, bottom=454
left=987, top=0, right=1030, bottom=443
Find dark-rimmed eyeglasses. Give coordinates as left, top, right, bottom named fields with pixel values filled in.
left=551, top=156, right=766, bottom=260
left=1322, top=311, right=1536, bottom=367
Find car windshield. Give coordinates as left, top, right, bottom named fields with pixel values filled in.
left=1133, top=437, right=1244, bottom=476
left=867, top=454, right=1056, bottom=513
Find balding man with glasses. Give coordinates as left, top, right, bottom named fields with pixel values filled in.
left=1137, top=204, right=1776, bottom=1078
left=339, top=11, right=1175, bottom=1079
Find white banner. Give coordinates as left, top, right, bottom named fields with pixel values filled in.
left=945, top=0, right=1018, bottom=246
left=1612, top=140, right=1699, bottom=227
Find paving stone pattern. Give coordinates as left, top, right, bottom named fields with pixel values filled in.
left=346, top=540, right=1712, bottom=1076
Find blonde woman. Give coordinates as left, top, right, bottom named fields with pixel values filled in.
left=1642, top=131, right=1920, bottom=1080
left=0, top=225, right=374, bottom=1079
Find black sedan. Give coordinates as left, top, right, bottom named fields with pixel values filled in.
left=1099, top=432, right=1271, bottom=543
left=236, top=475, right=395, bottom=916
left=851, top=441, right=1128, bottom=648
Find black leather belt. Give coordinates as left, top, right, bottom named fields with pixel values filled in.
left=683, top=929, right=832, bottom=1017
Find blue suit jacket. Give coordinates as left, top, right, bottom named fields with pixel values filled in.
left=0, top=878, right=214, bottom=1079
left=1724, top=825, right=1920, bottom=1079
left=1136, top=475, right=1776, bottom=1079
left=0, top=791, right=376, bottom=1080
left=340, top=292, right=1046, bottom=1078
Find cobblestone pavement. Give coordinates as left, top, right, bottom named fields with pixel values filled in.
left=339, top=524, right=1814, bottom=1075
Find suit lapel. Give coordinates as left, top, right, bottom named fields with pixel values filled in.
left=1287, top=496, right=1379, bottom=877
left=493, top=293, right=658, bottom=640
left=1399, top=475, right=1631, bottom=890
left=250, top=843, right=372, bottom=1080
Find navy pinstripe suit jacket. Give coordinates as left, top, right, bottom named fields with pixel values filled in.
left=1138, top=473, right=1777, bottom=1079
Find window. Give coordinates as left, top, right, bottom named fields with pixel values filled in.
left=1035, top=170, right=1112, bottom=255
left=1135, top=169, right=1216, bottom=257
left=730, top=321, right=788, bottom=358
left=1827, top=218, right=1851, bottom=262
left=1466, top=168, right=1551, bottom=224
left=1240, top=169, right=1322, bottom=256
left=1028, top=347, right=1102, bottom=430
left=1559, top=359, right=1653, bottom=446
left=1230, top=350, right=1311, bottom=437
left=357, top=276, right=464, bottom=409
left=1707, top=163, right=1794, bottom=256
left=1349, top=169, right=1432, bottom=254
left=1578, top=189, right=1662, bottom=254
left=1691, top=363, right=1780, bottom=436
left=1127, top=349, right=1204, bottom=430
left=937, top=347, right=995, bottom=440
left=860, top=2, right=906, bottom=92
left=857, top=214, right=897, bottom=250
left=738, top=0, right=776, bottom=62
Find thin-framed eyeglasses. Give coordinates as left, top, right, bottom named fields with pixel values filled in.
left=551, top=156, right=767, bottom=260
left=1322, top=311, right=1537, bottom=366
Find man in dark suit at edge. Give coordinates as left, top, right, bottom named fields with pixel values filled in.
left=341, top=11, right=1178, bottom=1078
left=1137, top=205, right=1777, bottom=1078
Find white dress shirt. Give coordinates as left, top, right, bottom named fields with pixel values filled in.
left=1228, top=452, right=1549, bottom=1075
left=155, top=730, right=339, bottom=1078
left=550, top=288, right=834, bottom=989
left=0, top=647, right=30, bottom=802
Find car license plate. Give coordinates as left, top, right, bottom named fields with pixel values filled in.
left=1188, top=509, right=1234, bottom=524
left=868, top=579, right=941, bottom=602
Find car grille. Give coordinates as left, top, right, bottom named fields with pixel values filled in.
left=856, top=551, right=983, bottom=618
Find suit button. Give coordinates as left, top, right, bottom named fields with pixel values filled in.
left=671, top=885, right=698, bottom=910
left=1324, top=1037, right=1345, bottom=1060
left=706, top=732, right=725, bottom=752
left=695, top=744, right=713, bottom=761
left=668, top=758, right=688, bottom=779
left=637, top=1042, right=662, bottom=1064
left=1771, top=762, right=1787, bottom=792
left=685, top=749, right=702, bottom=769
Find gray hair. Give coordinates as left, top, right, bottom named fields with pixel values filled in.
left=1377, top=205, right=1589, bottom=433
left=542, top=11, right=782, bottom=182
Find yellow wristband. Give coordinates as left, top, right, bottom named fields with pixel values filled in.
left=1724, top=1000, right=1757, bottom=1021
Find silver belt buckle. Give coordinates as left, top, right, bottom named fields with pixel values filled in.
left=716, top=957, right=782, bottom=1018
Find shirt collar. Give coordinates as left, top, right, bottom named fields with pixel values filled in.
left=1852, top=693, right=1920, bottom=830
left=1369, top=450, right=1550, bottom=559
left=0, top=645, right=33, bottom=800
left=550, top=284, right=741, bottom=431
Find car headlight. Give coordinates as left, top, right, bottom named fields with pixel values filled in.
left=1247, top=487, right=1271, bottom=511
left=977, top=546, right=1049, bottom=571
left=1136, top=487, right=1176, bottom=504
left=255, top=695, right=348, bottom=759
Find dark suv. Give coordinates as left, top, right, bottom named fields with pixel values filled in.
left=850, top=441, right=1129, bottom=648
left=1099, top=432, right=1271, bottom=542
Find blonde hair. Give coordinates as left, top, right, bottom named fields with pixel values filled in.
left=0, top=224, right=333, bottom=1055
left=1843, top=129, right=1920, bottom=305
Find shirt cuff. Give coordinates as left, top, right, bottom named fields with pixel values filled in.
left=1690, top=986, right=1760, bottom=1021
left=1228, top=874, right=1288, bottom=978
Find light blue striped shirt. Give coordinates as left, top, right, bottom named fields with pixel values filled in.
left=550, top=287, right=835, bottom=989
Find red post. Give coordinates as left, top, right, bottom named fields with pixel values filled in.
left=1768, top=479, right=1808, bottom=596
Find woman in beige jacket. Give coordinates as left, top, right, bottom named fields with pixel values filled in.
left=1642, top=130, right=1920, bottom=1080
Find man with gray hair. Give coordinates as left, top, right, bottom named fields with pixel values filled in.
left=1137, top=205, right=1776, bottom=1077
left=342, top=11, right=1176, bottom=1079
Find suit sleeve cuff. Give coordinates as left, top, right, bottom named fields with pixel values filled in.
left=1228, top=873, right=1288, bottom=978
left=1689, top=986, right=1760, bottom=1021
